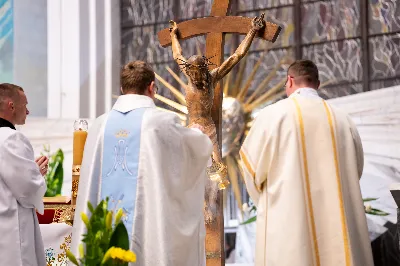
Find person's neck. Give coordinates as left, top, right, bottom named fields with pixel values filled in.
left=122, top=92, right=152, bottom=98
left=0, top=115, right=16, bottom=130
left=0, top=115, right=14, bottom=126
left=289, top=86, right=316, bottom=96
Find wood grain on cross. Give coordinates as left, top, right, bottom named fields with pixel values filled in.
left=158, top=1, right=281, bottom=265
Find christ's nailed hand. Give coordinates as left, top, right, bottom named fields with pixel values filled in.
left=36, top=156, right=49, bottom=176
left=169, top=20, right=178, bottom=34
left=252, top=13, right=265, bottom=31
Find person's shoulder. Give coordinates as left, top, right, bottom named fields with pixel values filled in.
left=143, top=108, right=182, bottom=127
left=1, top=130, right=32, bottom=150
left=256, top=98, right=293, bottom=120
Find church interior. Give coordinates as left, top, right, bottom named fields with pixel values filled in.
left=1, top=0, right=400, bottom=265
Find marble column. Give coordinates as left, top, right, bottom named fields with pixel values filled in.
left=47, top=0, right=120, bottom=119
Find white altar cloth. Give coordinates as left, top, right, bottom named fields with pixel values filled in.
left=40, top=223, right=72, bottom=265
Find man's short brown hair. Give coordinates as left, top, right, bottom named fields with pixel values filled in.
left=0, top=83, right=24, bottom=110
left=120, top=61, right=155, bottom=94
left=288, top=60, right=319, bottom=86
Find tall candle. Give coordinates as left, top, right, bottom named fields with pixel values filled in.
left=73, top=131, right=88, bottom=165
left=72, top=120, right=88, bottom=205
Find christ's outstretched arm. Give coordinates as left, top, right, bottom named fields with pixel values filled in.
left=169, top=20, right=188, bottom=72
left=211, top=14, right=265, bottom=82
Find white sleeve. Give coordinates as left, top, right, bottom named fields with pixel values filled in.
left=188, top=127, right=213, bottom=167
left=173, top=119, right=213, bottom=172
left=239, top=115, right=269, bottom=206
left=0, top=132, right=46, bottom=214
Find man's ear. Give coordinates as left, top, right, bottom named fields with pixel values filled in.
left=149, top=81, right=155, bottom=94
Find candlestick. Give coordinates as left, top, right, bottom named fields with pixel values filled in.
left=72, top=119, right=88, bottom=205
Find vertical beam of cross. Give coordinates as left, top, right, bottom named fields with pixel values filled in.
left=205, top=1, right=230, bottom=266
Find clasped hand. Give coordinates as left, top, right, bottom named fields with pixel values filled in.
left=36, top=156, right=49, bottom=176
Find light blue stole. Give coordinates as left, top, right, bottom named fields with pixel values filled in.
left=100, top=108, right=147, bottom=239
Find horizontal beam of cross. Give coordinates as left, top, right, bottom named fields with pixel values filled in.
left=158, top=16, right=282, bottom=47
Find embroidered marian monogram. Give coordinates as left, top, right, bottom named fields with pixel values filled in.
left=100, top=108, right=147, bottom=240
left=106, top=139, right=134, bottom=176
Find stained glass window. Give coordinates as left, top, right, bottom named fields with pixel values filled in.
left=369, top=0, right=400, bottom=34
left=369, top=33, right=400, bottom=79
left=303, top=40, right=362, bottom=84
left=121, top=0, right=400, bottom=100
left=301, top=0, right=361, bottom=44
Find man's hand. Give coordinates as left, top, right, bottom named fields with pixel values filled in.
left=169, top=20, right=179, bottom=34
left=189, top=124, right=205, bottom=133
left=251, top=13, right=265, bottom=31
left=36, top=156, right=49, bottom=176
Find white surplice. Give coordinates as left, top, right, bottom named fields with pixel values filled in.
left=240, top=88, right=374, bottom=266
left=0, top=127, right=47, bottom=266
left=71, top=94, right=213, bottom=266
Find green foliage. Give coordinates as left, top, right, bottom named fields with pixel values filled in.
left=41, top=145, right=64, bottom=197
left=241, top=215, right=257, bottom=225
left=109, top=223, right=130, bottom=251
left=67, top=198, right=135, bottom=266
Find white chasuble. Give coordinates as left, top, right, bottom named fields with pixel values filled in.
left=71, top=94, right=213, bottom=266
left=240, top=88, right=373, bottom=266
left=0, top=125, right=47, bottom=266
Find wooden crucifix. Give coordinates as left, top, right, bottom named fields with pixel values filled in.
left=158, top=1, right=281, bottom=266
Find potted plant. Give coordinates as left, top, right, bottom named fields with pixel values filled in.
left=66, top=198, right=136, bottom=265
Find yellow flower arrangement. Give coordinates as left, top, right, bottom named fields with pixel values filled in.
left=102, top=247, right=136, bottom=264
left=67, top=199, right=137, bottom=265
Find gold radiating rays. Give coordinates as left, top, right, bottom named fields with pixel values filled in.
left=152, top=50, right=291, bottom=219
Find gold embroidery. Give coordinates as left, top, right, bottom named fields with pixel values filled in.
left=58, top=233, right=72, bottom=264
left=239, top=149, right=262, bottom=193
left=206, top=251, right=221, bottom=259
left=72, top=179, right=79, bottom=199
left=115, top=129, right=129, bottom=138
left=52, top=205, right=75, bottom=226
left=45, top=233, right=72, bottom=265
left=72, top=165, right=81, bottom=176
left=323, top=101, right=351, bottom=266
left=292, top=98, right=321, bottom=266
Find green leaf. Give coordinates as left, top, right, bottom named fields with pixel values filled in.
left=366, top=208, right=390, bottom=216
left=43, top=148, right=65, bottom=196
left=240, top=216, right=257, bottom=225
left=87, top=201, right=95, bottom=213
left=109, top=222, right=130, bottom=250
left=363, top=198, right=378, bottom=202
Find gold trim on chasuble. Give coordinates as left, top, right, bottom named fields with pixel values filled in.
left=322, top=101, right=351, bottom=266
left=292, top=98, right=321, bottom=266
left=239, top=149, right=263, bottom=192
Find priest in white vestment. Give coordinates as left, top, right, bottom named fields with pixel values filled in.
left=71, top=61, right=213, bottom=266
left=240, top=60, right=374, bottom=266
left=0, top=83, right=48, bottom=266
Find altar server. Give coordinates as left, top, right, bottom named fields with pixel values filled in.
left=0, top=83, right=48, bottom=266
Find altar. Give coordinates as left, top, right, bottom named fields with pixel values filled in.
left=40, top=223, right=72, bottom=265
left=37, top=196, right=74, bottom=265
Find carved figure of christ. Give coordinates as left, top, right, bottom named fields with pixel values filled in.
left=157, top=1, right=281, bottom=265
